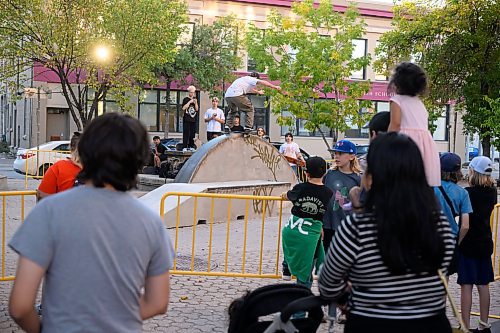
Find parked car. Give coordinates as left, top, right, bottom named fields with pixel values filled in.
left=355, top=144, right=369, bottom=157
left=468, top=147, right=479, bottom=161
left=160, top=138, right=183, bottom=151
left=13, top=141, right=71, bottom=176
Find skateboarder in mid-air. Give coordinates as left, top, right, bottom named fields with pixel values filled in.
left=224, top=72, right=281, bottom=132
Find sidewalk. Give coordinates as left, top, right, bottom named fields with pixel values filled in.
left=0, top=179, right=498, bottom=332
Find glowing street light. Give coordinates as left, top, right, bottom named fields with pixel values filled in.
left=94, top=45, right=110, bottom=62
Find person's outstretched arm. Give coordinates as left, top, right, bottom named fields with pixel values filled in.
left=258, top=80, right=281, bottom=90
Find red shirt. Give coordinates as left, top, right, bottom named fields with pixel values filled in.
left=38, top=159, right=81, bottom=194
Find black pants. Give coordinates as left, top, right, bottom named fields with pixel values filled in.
left=207, top=131, right=221, bottom=141
left=182, top=121, right=196, bottom=149
left=344, top=311, right=451, bottom=333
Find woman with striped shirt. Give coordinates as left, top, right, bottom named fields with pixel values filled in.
left=318, top=133, right=455, bottom=333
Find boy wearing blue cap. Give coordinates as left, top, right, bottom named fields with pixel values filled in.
left=322, top=139, right=361, bottom=325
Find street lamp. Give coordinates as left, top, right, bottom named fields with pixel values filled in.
left=94, top=45, right=110, bottom=63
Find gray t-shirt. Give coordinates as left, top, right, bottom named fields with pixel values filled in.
left=323, top=169, right=361, bottom=230
left=9, top=186, right=174, bottom=333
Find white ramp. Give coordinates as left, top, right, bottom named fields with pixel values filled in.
left=139, top=180, right=292, bottom=227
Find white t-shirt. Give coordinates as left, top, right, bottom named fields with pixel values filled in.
left=204, top=108, right=225, bottom=132
left=279, top=142, right=301, bottom=166
left=225, top=76, right=260, bottom=98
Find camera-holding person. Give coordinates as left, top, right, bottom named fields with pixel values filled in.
left=204, top=96, right=225, bottom=141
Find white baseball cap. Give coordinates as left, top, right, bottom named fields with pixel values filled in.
left=469, top=156, right=493, bottom=175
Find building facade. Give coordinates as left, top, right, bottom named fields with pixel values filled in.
left=0, top=0, right=466, bottom=160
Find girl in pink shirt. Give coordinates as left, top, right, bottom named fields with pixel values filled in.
left=388, top=62, right=440, bottom=186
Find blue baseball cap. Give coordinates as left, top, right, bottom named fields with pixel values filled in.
left=440, top=152, right=461, bottom=172
left=331, top=140, right=356, bottom=154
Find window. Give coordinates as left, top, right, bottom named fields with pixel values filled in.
left=344, top=101, right=387, bottom=139
left=432, top=105, right=449, bottom=141
left=375, top=101, right=390, bottom=112
left=351, top=39, right=367, bottom=80
left=177, top=23, right=195, bottom=46
left=344, top=106, right=370, bottom=139
left=280, top=101, right=333, bottom=137
left=160, top=90, right=180, bottom=133
left=374, top=41, right=388, bottom=81
left=139, top=90, right=159, bottom=131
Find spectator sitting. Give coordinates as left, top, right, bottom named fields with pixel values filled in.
left=230, top=115, right=244, bottom=132
left=152, top=135, right=167, bottom=174
left=257, top=127, right=269, bottom=142
left=37, top=132, right=82, bottom=201
left=9, top=113, right=175, bottom=333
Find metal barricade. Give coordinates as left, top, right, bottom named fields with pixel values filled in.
left=24, top=149, right=70, bottom=187
left=0, top=191, right=37, bottom=281
left=160, top=192, right=285, bottom=278
left=491, top=203, right=500, bottom=281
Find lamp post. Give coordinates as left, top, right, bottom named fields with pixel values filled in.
left=91, top=45, right=111, bottom=118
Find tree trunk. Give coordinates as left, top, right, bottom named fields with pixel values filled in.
left=315, top=125, right=331, bottom=151
left=57, top=71, right=83, bottom=131
left=481, top=134, right=491, bottom=158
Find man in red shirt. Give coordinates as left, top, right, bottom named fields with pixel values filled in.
left=37, top=132, right=82, bottom=201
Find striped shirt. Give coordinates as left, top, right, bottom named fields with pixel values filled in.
left=318, top=212, right=455, bottom=319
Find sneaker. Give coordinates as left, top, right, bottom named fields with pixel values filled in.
left=471, top=321, right=492, bottom=333
left=244, top=127, right=254, bottom=132
left=336, top=308, right=346, bottom=324
left=224, top=126, right=230, bottom=133
left=471, top=329, right=491, bottom=333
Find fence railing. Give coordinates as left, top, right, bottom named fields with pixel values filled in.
left=491, top=203, right=500, bottom=281
left=0, top=191, right=37, bottom=281
left=23, top=149, right=70, bottom=187
left=160, top=192, right=286, bottom=278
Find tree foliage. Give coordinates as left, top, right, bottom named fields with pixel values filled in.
left=376, top=0, right=500, bottom=155
left=154, top=16, right=243, bottom=137
left=0, top=0, right=187, bottom=130
left=247, top=0, right=371, bottom=149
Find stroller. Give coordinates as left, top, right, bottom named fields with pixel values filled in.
left=228, top=283, right=327, bottom=333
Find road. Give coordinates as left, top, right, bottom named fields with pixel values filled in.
left=0, top=155, right=25, bottom=180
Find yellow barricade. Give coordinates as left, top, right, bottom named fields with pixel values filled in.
left=24, top=149, right=70, bottom=187
left=160, top=192, right=285, bottom=278
left=0, top=191, right=37, bottom=281
left=491, top=203, right=500, bottom=281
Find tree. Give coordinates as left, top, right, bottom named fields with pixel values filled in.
left=375, top=0, right=500, bottom=155
left=154, top=16, right=243, bottom=138
left=246, top=0, right=371, bottom=149
left=0, top=0, right=187, bottom=130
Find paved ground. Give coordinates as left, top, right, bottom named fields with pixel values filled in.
left=0, top=173, right=499, bottom=332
